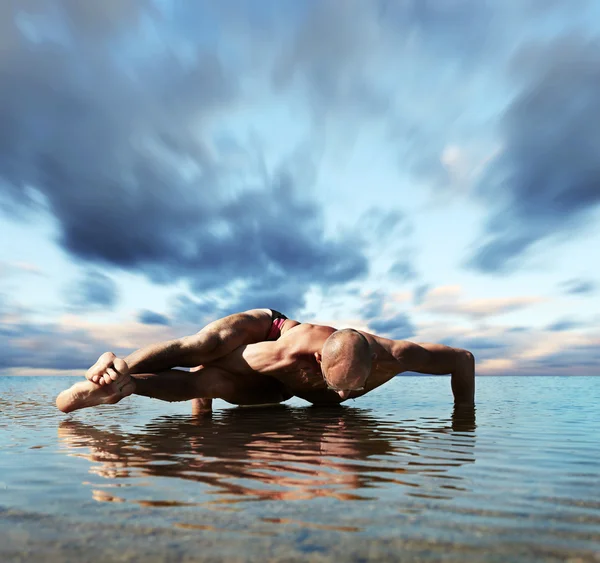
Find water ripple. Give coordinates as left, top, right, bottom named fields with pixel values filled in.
left=1, top=376, right=599, bottom=562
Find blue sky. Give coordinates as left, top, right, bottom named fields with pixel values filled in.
left=1, top=0, right=599, bottom=376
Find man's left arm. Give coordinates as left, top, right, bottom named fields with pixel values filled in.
left=394, top=342, right=475, bottom=406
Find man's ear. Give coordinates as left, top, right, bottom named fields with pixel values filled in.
left=314, top=352, right=322, bottom=364
left=371, top=352, right=377, bottom=362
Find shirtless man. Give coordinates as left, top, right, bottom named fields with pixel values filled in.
left=56, top=310, right=475, bottom=413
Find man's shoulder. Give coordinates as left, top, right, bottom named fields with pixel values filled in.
left=286, top=322, right=336, bottom=335
left=279, top=323, right=334, bottom=352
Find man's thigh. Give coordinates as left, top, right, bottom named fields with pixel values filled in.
left=197, top=366, right=293, bottom=406
left=191, top=309, right=275, bottom=362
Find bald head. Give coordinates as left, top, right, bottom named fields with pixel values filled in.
left=320, top=329, right=373, bottom=392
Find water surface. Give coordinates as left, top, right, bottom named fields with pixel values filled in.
left=1, top=376, right=599, bottom=562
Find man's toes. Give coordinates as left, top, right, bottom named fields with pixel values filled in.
left=99, top=351, right=116, bottom=365
left=113, top=357, right=130, bottom=376
left=105, top=368, right=120, bottom=382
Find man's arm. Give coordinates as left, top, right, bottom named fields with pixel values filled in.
left=393, top=342, right=475, bottom=405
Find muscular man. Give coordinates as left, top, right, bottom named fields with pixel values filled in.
left=85, top=308, right=298, bottom=412
left=56, top=311, right=475, bottom=413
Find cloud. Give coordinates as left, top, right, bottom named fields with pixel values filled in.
left=413, top=284, right=430, bottom=306
left=0, top=261, right=44, bottom=279
left=445, top=335, right=510, bottom=361
left=561, top=278, right=597, bottom=295
left=360, top=291, right=386, bottom=320
left=410, top=317, right=600, bottom=375
left=534, top=340, right=600, bottom=373
left=0, top=312, right=120, bottom=372
left=367, top=312, right=415, bottom=340
left=0, top=293, right=185, bottom=372
left=545, top=319, right=584, bottom=332
left=0, top=3, right=369, bottom=320
left=469, top=36, right=600, bottom=272
left=360, top=208, right=409, bottom=240
left=419, top=285, right=543, bottom=319
left=353, top=288, right=415, bottom=340
left=171, top=275, right=310, bottom=326
left=138, top=309, right=170, bottom=326
left=65, top=270, right=119, bottom=311
left=388, top=260, right=417, bottom=282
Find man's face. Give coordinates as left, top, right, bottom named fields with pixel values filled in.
left=318, top=355, right=370, bottom=400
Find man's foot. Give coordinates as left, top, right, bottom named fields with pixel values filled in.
left=56, top=374, right=135, bottom=413
left=86, top=353, right=129, bottom=386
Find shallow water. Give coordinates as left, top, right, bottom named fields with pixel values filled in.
left=1, top=375, right=599, bottom=562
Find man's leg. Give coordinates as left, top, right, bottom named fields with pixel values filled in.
left=88, top=309, right=278, bottom=385
left=133, top=367, right=292, bottom=405
left=57, top=365, right=292, bottom=413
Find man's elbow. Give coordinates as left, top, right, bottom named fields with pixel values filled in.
left=457, top=349, right=475, bottom=367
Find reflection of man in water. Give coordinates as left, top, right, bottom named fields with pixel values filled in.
left=58, top=405, right=476, bottom=505
left=56, top=308, right=475, bottom=413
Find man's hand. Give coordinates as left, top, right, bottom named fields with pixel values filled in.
left=451, top=349, right=475, bottom=406
left=86, top=352, right=130, bottom=386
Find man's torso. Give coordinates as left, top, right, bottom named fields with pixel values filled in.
left=210, top=323, right=411, bottom=404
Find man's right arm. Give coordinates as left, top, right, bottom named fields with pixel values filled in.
left=392, top=341, right=475, bottom=405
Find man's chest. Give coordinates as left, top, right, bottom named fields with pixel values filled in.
left=277, top=356, right=325, bottom=391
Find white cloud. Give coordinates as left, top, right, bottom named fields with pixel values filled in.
left=418, top=285, right=544, bottom=319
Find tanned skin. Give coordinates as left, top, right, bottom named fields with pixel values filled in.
left=208, top=323, right=475, bottom=406
left=56, top=311, right=474, bottom=413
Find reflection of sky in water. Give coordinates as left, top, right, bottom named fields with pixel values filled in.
left=1, top=376, right=599, bottom=561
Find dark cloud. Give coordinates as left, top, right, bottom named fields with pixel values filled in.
left=469, top=37, right=600, bottom=272
left=360, top=289, right=416, bottom=340
left=528, top=342, right=600, bottom=373
left=388, top=260, right=417, bottom=282
left=545, top=319, right=583, bottom=332
left=367, top=312, right=415, bottom=340
left=172, top=294, right=226, bottom=327
left=447, top=336, right=510, bottom=361
left=138, top=309, right=170, bottom=326
left=0, top=308, right=127, bottom=372
left=172, top=271, right=310, bottom=326
left=561, top=278, right=597, bottom=295
left=360, top=291, right=385, bottom=321
left=381, top=0, right=496, bottom=61
left=413, top=284, right=430, bottom=306
left=272, top=0, right=392, bottom=118
left=0, top=3, right=368, bottom=319
left=65, top=270, right=119, bottom=311
left=56, top=0, right=154, bottom=38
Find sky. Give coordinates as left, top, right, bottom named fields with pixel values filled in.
left=1, top=0, right=600, bottom=377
